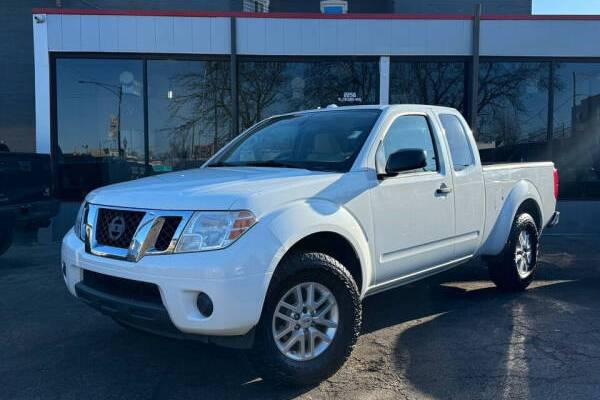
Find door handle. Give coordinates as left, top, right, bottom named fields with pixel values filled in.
left=436, top=183, right=452, bottom=195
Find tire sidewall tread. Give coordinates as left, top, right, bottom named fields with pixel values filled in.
left=488, top=212, right=539, bottom=291
left=252, top=251, right=362, bottom=386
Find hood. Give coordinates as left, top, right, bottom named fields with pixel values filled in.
left=85, top=167, right=340, bottom=211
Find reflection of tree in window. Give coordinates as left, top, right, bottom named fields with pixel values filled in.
left=238, top=61, right=286, bottom=130
left=162, top=61, right=231, bottom=168
left=390, top=62, right=466, bottom=113
left=477, top=62, right=550, bottom=146
left=238, top=60, right=379, bottom=130
left=303, top=61, right=378, bottom=107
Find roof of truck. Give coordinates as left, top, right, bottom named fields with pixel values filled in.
left=291, top=104, right=460, bottom=114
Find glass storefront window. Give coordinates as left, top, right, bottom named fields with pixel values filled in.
left=238, top=58, right=379, bottom=130
left=552, top=62, right=600, bottom=199
left=477, top=62, right=550, bottom=163
left=389, top=60, right=467, bottom=115
left=147, top=60, right=230, bottom=173
left=56, top=58, right=145, bottom=199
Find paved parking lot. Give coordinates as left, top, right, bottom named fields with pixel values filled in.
left=1, top=232, right=600, bottom=399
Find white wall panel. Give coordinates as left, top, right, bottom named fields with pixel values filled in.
left=61, top=15, right=81, bottom=51
left=33, top=14, right=50, bottom=154
left=80, top=15, right=100, bottom=51
left=210, top=18, right=230, bottom=53
left=317, top=20, right=337, bottom=55
left=237, top=18, right=471, bottom=56
left=481, top=20, right=600, bottom=57
left=98, top=16, right=119, bottom=52
left=283, top=18, right=303, bottom=53
left=336, top=20, right=356, bottom=55
left=46, top=14, right=62, bottom=51
left=154, top=17, right=174, bottom=52
left=242, top=18, right=267, bottom=54
left=136, top=17, right=155, bottom=52
left=266, top=18, right=286, bottom=54
left=191, top=18, right=211, bottom=53
left=173, top=17, right=193, bottom=53
left=300, top=19, right=320, bottom=54
left=117, top=16, right=137, bottom=52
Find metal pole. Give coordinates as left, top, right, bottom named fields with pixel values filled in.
left=547, top=62, right=554, bottom=143
left=379, top=56, right=390, bottom=105
left=469, top=3, right=481, bottom=137
left=230, top=16, right=239, bottom=140
left=143, top=60, right=150, bottom=174
left=117, top=86, right=123, bottom=157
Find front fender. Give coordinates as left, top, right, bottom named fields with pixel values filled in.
left=478, top=180, right=543, bottom=257
left=262, top=199, right=373, bottom=297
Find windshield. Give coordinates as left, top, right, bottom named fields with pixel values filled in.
left=208, top=109, right=382, bottom=173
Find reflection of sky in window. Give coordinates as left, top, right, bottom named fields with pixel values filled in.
left=148, top=60, right=200, bottom=160
left=56, top=59, right=144, bottom=158
left=552, top=63, right=600, bottom=139
left=147, top=60, right=231, bottom=168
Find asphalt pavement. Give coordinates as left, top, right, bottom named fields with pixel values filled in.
left=1, top=232, right=599, bottom=399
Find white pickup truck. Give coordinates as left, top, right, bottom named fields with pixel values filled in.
left=62, top=105, right=559, bottom=385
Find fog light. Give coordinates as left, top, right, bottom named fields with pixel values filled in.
left=196, top=292, right=213, bottom=317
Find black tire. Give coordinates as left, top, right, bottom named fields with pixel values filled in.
left=252, top=251, right=361, bottom=386
left=487, top=212, right=539, bottom=291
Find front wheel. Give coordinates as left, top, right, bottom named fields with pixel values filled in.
left=253, top=252, right=361, bottom=386
left=487, top=212, right=539, bottom=291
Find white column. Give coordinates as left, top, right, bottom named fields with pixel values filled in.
left=33, top=13, right=51, bottom=154
left=379, top=56, right=390, bottom=105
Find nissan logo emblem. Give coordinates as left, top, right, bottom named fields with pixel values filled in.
left=108, top=216, right=126, bottom=241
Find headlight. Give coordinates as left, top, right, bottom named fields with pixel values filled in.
left=74, top=202, right=87, bottom=241
left=174, top=210, right=257, bottom=253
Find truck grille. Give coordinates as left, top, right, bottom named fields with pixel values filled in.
left=154, top=216, right=182, bottom=251
left=95, top=208, right=145, bottom=249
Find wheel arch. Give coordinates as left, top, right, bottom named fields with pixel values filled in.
left=478, top=180, right=544, bottom=257
left=263, top=200, right=372, bottom=298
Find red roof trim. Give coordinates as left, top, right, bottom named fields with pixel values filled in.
left=31, top=8, right=600, bottom=21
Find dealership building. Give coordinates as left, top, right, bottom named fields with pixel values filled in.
left=2, top=0, right=600, bottom=236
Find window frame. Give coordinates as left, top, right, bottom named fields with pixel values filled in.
left=50, top=52, right=231, bottom=199
left=375, top=112, right=442, bottom=177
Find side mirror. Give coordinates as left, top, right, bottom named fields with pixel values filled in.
left=383, top=148, right=427, bottom=177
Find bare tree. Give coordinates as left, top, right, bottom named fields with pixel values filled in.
left=164, top=61, right=231, bottom=164
left=238, top=61, right=286, bottom=129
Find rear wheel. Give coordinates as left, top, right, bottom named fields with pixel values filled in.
left=487, top=212, right=539, bottom=291
left=253, top=252, right=361, bottom=386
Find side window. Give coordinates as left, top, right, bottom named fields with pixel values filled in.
left=439, top=114, right=475, bottom=171
left=381, top=115, right=438, bottom=172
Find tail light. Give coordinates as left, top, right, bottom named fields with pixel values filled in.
left=553, top=167, right=559, bottom=200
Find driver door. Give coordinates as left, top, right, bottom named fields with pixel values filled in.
left=370, top=113, right=456, bottom=284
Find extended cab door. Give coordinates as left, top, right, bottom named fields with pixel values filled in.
left=370, top=113, right=455, bottom=284
left=437, top=112, right=485, bottom=257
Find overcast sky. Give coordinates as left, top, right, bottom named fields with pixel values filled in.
left=534, top=0, right=600, bottom=14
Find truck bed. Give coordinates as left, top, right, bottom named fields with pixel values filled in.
left=480, top=161, right=556, bottom=255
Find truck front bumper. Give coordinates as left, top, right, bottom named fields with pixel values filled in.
left=61, top=227, right=281, bottom=344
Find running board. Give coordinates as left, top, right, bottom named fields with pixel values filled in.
left=364, top=255, right=473, bottom=297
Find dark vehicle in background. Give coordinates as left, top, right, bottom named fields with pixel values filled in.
left=0, top=153, right=59, bottom=255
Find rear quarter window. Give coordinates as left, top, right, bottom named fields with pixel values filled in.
left=439, top=114, right=475, bottom=171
